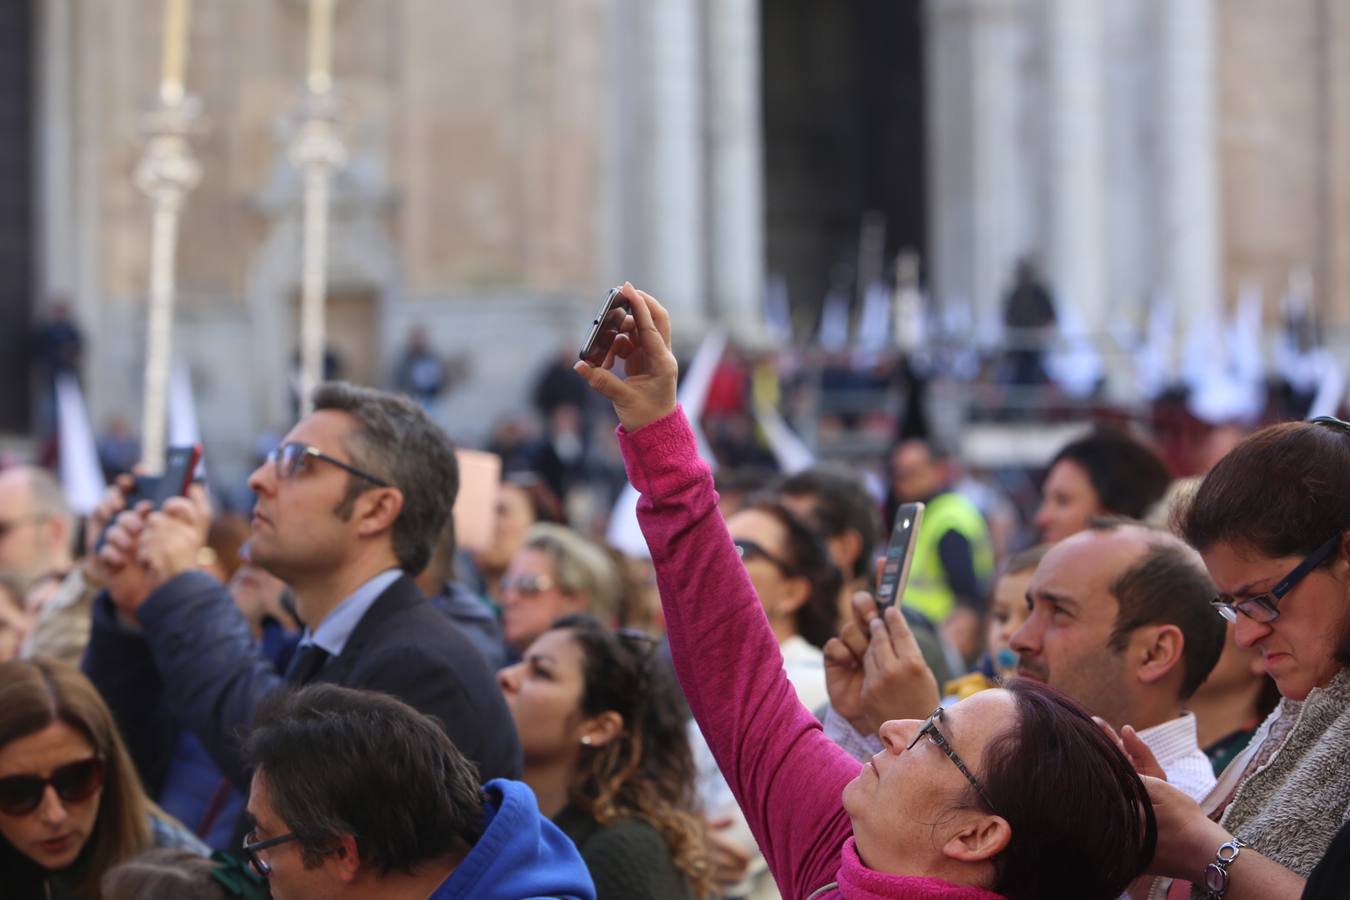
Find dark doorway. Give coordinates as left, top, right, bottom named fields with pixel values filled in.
left=0, top=0, right=34, bottom=432
left=761, top=0, right=926, bottom=336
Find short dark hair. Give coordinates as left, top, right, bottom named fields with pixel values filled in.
left=982, top=679, right=1157, bottom=899
left=1048, top=427, right=1172, bottom=521
left=312, top=382, right=459, bottom=575
left=1176, top=420, right=1350, bottom=560
left=778, top=466, right=882, bottom=581
left=740, top=498, right=843, bottom=649
left=246, top=684, right=484, bottom=875
left=1104, top=531, right=1226, bottom=699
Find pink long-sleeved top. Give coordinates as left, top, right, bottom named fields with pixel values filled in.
left=621, top=408, right=1004, bottom=900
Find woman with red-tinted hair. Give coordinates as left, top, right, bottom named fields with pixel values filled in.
left=573, top=283, right=1158, bottom=900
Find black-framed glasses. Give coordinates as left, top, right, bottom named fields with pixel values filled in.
left=907, top=707, right=995, bottom=810
left=0, top=757, right=104, bottom=817
left=241, top=830, right=300, bottom=877
left=734, top=539, right=798, bottom=576
left=266, top=442, right=390, bottom=487
left=1212, top=534, right=1341, bottom=624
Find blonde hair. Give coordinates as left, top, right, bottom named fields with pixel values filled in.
left=522, top=524, right=620, bottom=622
left=0, top=658, right=154, bottom=900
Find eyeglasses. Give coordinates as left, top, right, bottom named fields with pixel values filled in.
left=504, top=573, right=555, bottom=595
left=734, top=539, right=798, bottom=576
left=0, top=757, right=104, bottom=817
left=0, top=514, right=46, bottom=542
left=907, top=708, right=995, bottom=810
left=241, top=830, right=300, bottom=877
left=1212, top=534, right=1341, bottom=624
left=266, top=442, right=390, bottom=487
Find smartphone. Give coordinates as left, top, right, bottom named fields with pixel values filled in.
left=95, top=444, right=203, bottom=551
left=875, top=502, right=925, bottom=608
left=579, top=286, right=632, bottom=366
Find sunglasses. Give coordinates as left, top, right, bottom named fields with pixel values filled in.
left=504, top=573, right=556, bottom=595
left=266, top=442, right=390, bottom=487
left=241, top=830, right=299, bottom=877
left=0, top=757, right=105, bottom=817
left=1212, top=534, right=1340, bottom=624
left=733, top=539, right=798, bottom=576
left=908, top=708, right=995, bottom=810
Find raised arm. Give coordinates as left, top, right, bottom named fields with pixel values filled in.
left=575, top=284, right=857, bottom=897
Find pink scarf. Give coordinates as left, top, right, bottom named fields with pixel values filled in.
left=807, top=839, right=1008, bottom=899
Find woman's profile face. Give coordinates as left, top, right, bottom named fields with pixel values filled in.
left=726, top=509, right=804, bottom=633
left=1034, top=459, right=1102, bottom=544
left=477, top=484, right=537, bottom=572
left=1202, top=539, right=1350, bottom=701
left=842, top=689, right=1015, bottom=874
left=497, top=628, right=587, bottom=763
left=0, top=722, right=102, bottom=872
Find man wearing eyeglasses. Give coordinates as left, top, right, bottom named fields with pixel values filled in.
left=241, top=683, right=593, bottom=900
left=1010, top=519, right=1226, bottom=801
left=83, top=383, right=522, bottom=811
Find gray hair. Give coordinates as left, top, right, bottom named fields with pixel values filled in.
left=312, top=382, right=458, bottom=575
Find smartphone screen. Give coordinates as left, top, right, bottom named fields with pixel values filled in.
left=875, top=502, right=925, bottom=608
left=579, top=287, right=632, bottom=366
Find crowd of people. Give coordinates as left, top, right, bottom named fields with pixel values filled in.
left=0, top=281, right=1347, bottom=899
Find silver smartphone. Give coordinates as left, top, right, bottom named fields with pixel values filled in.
left=579, top=287, right=632, bottom=366
left=875, top=502, right=925, bottom=608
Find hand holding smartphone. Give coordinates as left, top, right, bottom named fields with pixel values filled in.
left=579, top=286, right=633, bottom=366
left=876, top=502, right=924, bottom=608
left=94, top=444, right=203, bottom=551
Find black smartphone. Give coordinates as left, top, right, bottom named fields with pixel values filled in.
left=579, top=286, right=632, bottom=366
left=95, top=444, right=204, bottom=551
left=875, top=502, right=925, bottom=608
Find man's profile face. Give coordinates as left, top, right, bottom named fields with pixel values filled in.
left=0, top=473, right=46, bottom=579
left=1011, top=529, right=1148, bottom=725
left=246, top=772, right=343, bottom=900
left=245, top=410, right=367, bottom=582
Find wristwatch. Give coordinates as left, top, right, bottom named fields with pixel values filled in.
left=1202, top=837, right=1247, bottom=899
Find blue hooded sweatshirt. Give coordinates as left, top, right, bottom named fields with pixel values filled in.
left=429, top=779, right=595, bottom=900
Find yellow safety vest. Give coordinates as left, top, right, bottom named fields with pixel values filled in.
left=901, top=492, right=994, bottom=624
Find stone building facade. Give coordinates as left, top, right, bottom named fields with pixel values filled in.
left=21, top=0, right=1350, bottom=479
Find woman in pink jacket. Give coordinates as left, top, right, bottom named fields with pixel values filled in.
left=574, top=284, right=1157, bottom=900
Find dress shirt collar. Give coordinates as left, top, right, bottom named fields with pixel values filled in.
left=300, top=568, right=403, bottom=658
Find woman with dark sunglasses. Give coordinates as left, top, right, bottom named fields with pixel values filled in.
left=1114, top=419, right=1350, bottom=899
left=0, top=658, right=206, bottom=899
left=497, top=614, right=709, bottom=898
left=573, top=284, right=1158, bottom=899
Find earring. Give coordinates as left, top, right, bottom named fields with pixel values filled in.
left=581, top=736, right=592, bottom=746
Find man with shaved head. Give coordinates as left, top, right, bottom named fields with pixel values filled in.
left=1011, top=518, right=1226, bottom=800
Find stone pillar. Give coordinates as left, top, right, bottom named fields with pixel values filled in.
left=1157, top=0, right=1221, bottom=342
left=706, top=0, right=764, bottom=342
left=1045, top=0, right=1107, bottom=332
left=36, top=0, right=75, bottom=305
left=926, top=0, right=1030, bottom=337
left=645, top=0, right=706, bottom=330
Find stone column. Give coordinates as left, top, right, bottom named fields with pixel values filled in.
left=926, top=0, right=1029, bottom=337
left=706, top=0, right=763, bottom=342
left=1045, top=0, right=1108, bottom=332
left=645, top=0, right=706, bottom=330
left=1157, top=0, right=1221, bottom=344
left=36, top=0, right=75, bottom=305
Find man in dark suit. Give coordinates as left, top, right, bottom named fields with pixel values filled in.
left=84, top=382, right=521, bottom=797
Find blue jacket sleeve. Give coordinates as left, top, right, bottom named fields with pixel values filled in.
left=82, top=594, right=178, bottom=795
left=134, top=571, right=286, bottom=792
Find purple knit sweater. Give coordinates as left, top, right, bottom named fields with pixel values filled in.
left=620, top=408, right=1005, bottom=900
